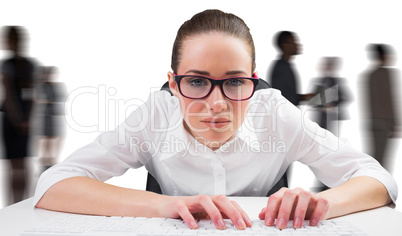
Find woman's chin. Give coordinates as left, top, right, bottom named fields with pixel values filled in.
left=197, top=131, right=234, bottom=145
left=185, top=122, right=235, bottom=148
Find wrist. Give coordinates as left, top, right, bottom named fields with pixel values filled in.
left=315, top=191, right=335, bottom=220
left=148, top=193, right=171, bottom=218
left=120, top=190, right=166, bottom=218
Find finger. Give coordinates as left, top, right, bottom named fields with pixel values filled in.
left=197, top=195, right=226, bottom=230
left=309, top=197, right=329, bottom=226
left=259, top=207, right=266, bottom=220
left=231, top=200, right=253, bottom=228
left=176, top=203, right=198, bottom=229
left=212, top=195, right=246, bottom=230
left=265, top=188, right=287, bottom=226
left=276, top=189, right=298, bottom=229
left=292, top=190, right=312, bottom=228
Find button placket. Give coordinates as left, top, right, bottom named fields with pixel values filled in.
left=212, top=151, right=226, bottom=195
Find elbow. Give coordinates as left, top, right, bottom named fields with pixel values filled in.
left=35, top=198, right=45, bottom=209
left=34, top=190, right=52, bottom=210
left=382, top=189, right=393, bottom=207
left=371, top=177, right=393, bottom=207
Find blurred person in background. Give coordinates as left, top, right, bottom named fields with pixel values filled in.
left=35, top=66, right=66, bottom=174
left=0, top=26, right=37, bottom=205
left=268, top=31, right=314, bottom=106
left=307, top=57, right=352, bottom=192
left=267, top=31, right=314, bottom=194
left=308, top=57, right=352, bottom=136
left=361, top=44, right=400, bottom=172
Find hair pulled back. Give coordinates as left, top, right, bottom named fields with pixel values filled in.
left=171, top=9, right=256, bottom=74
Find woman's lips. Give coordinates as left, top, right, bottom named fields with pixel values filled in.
left=201, top=118, right=231, bottom=129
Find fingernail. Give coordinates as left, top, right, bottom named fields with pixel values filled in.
left=190, top=220, right=198, bottom=229
left=294, top=218, right=302, bottom=228
left=217, top=219, right=226, bottom=230
left=237, top=219, right=246, bottom=229
left=310, top=218, right=318, bottom=226
left=265, top=216, right=273, bottom=226
left=277, top=218, right=286, bottom=229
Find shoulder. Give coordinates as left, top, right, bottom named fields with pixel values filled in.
left=1, top=58, right=15, bottom=75
left=1, top=57, right=13, bottom=71
left=141, top=90, right=181, bottom=122
left=22, top=57, right=38, bottom=71
left=247, top=89, right=304, bottom=138
left=1, top=56, right=37, bottom=73
left=249, top=88, right=289, bottom=109
left=271, top=59, right=288, bottom=69
left=26, top=57, right=38, bottom=67
left=149, top=90, right=179, bottom=109
left=387, top=67, right=400, bottom=80
left=252, top=88, right=282, bottom=99
left=125, top=90, right=177, bottom=119
left=122, top=90, right=181, bottom=137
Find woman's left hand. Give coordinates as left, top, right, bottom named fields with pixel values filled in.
left=258, top=187, right=330, bottom=229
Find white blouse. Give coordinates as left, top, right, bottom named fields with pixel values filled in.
left=33, top=89, right=398, bottom=206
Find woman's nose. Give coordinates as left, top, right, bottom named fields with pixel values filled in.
left=206, top=85, right=228, bottom=112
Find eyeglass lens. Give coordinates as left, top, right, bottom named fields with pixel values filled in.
left=179, top=76, right=254, bottom=100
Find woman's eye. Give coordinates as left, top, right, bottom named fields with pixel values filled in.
left=227, top=78, right=244, bottom=86
left=189, top=78, right=207, bottom=86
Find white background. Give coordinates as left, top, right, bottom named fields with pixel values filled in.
left=0, top=0, right=401, bottom=211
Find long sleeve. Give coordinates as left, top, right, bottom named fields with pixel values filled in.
left=33, top=91, right=177, bottom=206
left=267, top=89, right=398, bottom=203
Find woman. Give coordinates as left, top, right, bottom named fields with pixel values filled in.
left=34, top=10, right=397, bottom=230
left=1, top=26, right=36, bottom=204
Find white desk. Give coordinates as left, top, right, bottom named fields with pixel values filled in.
left=1, top=197, right=402, bottom=236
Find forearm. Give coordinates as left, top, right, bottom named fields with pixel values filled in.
left=36, top=177, right=253, bottom=230
left=316, top=176, right=392, bottom=219
left=36, top=176, right=166, bottom=217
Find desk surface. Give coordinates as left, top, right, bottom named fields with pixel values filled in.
left=1, top=197, right=402, bottom=236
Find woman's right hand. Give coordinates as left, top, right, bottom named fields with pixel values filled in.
left=157, top=195, right=253, bottom=230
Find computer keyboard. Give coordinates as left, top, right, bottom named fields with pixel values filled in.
left=21, top=214, right=368, bottom=236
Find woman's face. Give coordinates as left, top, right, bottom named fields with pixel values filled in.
left=168, top=32, right=253, bottom=150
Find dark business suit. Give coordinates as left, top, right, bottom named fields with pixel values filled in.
left=270, top=57, right=301, bottom=106
left=366, top=67, right=397, bottom=170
